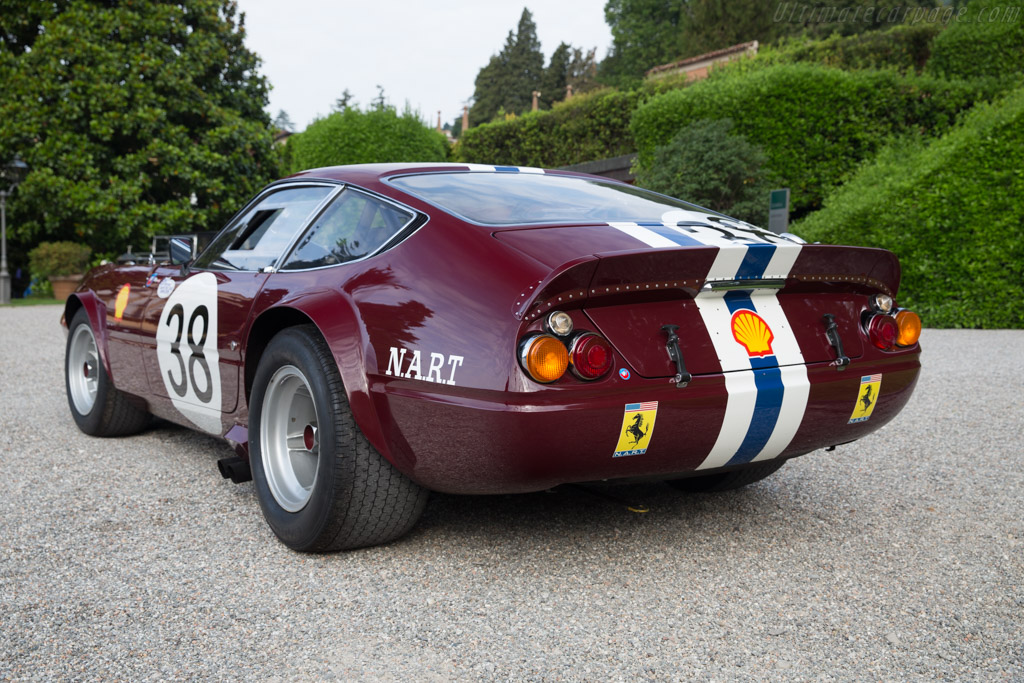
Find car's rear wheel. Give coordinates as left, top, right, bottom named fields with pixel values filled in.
left=65, top=308, right=150, bottom=437
left=249, top=325, right=427, bottom=552
left=667, top=460, right=786, bottom=493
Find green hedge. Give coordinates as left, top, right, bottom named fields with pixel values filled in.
left=927, top=0, right=1024, bottom=82
left=631, top=64, right=987, bottom=217
left=757, top=22, right=945, bottom=73
left=288, top=107, right=448, bottom=172
left=454, top=89, right=644, bottom=167
left=794, top=85, right=1024, bottom=328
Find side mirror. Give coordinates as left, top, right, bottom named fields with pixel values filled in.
left=169, top=237, right=195, bottom=266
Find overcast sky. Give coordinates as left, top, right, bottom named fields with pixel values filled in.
left=235, top=0, right=614, bottom=131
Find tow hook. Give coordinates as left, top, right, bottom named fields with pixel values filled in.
left=823, top=314, right=850, bottom=371
left=661, top=324, right=691, bottom=388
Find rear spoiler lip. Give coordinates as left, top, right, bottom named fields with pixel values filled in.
left=512, top=244, right=901, bottom=321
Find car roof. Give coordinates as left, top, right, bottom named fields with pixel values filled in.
left=284, top=162, right=593, bottom=185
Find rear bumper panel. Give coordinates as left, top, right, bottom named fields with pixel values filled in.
left=375, top=353, right=920, bottom=494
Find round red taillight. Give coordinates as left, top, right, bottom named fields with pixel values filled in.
left=571, top=334, right=613, bottom=380
left=867, top=314, right=899, bottom=350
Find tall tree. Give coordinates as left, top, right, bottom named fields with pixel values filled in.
left=468, top=8, right=545, bottom=125
left=599, top=0, right=688, bottom=87
left=543, top=43, right=600, bottom=107
left=0, top=0, right=279, bottom=258
left=566, top=47, right=600, bottom=96
left=333, top=88, right=355, bottom=112
left=273, top=110, right=295, bottom=132
left=543, top=42, right=574, bottom=104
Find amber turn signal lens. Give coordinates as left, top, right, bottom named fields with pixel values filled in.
left=895, top=310, right=921, bottom=346
left=521, top=334, right=569, bottom=383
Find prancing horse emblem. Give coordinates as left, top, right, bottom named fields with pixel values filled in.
left=860, top=385, right=875, bottom=412
left=626, top=413, right=649, bottom=446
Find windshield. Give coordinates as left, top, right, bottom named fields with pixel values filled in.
left=389, top=172, right=714, bottom=226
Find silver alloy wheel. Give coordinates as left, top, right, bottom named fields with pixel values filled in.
left=68, top=323, right=100, bottom=416
left=261, top=365, right=321, bottom=513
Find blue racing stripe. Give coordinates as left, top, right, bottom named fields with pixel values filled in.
left=729, top=367, right=784, bottom=464
left=722, top=290, right=785, bottom=465
left=735, top=243, right=775, bottom=279
left=723, top=291, right=754, bottom=313
left=637, top=223, right=705, bottom=248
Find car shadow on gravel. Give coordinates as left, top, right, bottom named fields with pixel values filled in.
left=405, top=473, right=831, bottom=555
left=142, top=420, right=838, bottom=555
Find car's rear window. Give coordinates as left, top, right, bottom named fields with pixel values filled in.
left=389, top=171, right=707, bottom=225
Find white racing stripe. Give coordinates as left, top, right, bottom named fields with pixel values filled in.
left=763, top=242, right=802, bottom=279
left=607, top=222, right=680, bottom=249
left=700, top=370, right=758, bottom=469
left=606, top=219, right=810, bottom=468
left=752, top=365, right=810, bottom=462
left=696, top=291, right=751, bottom=372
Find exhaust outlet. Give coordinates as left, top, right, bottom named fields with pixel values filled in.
left=218, top=456, right=252, bottom=484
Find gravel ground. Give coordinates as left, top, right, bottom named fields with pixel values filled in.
left=0, top=304, right=1021, bottom=681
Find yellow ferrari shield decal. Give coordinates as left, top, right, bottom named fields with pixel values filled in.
left=613, top=401, right=658, bottom=457
left=849, top=374, right=882, bottom=424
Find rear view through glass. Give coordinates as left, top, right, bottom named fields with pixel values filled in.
left=390, top=171, right=710, bottom=226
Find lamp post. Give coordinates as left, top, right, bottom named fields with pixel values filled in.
left=0, top=155, right=29, bottom=305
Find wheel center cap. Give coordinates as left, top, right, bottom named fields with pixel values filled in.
left=302, top=424, right=316, bottom=452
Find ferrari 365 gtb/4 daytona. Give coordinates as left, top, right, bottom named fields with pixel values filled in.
left=62, top=163, right=922, bottom=551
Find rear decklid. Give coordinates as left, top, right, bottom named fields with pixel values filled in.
left=496, top=222, right=899, bottom=378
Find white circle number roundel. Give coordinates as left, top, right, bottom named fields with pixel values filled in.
left=156, top=272, right=222, bottom=434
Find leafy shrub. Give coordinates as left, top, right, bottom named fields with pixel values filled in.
left=631, top=63, right=987, bottom=218
left=794, top=85, right=1024, bottom=328
left=927, top=0, right=1024, bottom=83
left=28, top=241, right=92, bottom=277
left=757, top=23, right=945, bottom=73
left=288, top=106, right=448, bottom=172
left=635, top=119, right=772, bottom=225
left=454, top=88, right=644, bottom=167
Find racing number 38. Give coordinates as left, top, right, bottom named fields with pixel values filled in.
left=155, top=273, right=223, bottom=434
left=164, top=302, right=212, bottom=402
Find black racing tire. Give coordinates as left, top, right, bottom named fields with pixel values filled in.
left=249, top=325, right=428, bottom=552
left=65, top=308, right=150, bottom=437
left=667, top=459, right=786, bottom=493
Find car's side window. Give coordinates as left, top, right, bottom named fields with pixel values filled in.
left=194, top=185, right=335, bottom=271
left=280, top=188, right=415, bottom=271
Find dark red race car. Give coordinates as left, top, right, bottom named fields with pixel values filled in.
left=62, top=163, right=922, bottom=551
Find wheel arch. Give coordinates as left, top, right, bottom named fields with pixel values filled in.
left=244, top=291, right=394, bottom=466
left=63, top=291, right=113, bottom=379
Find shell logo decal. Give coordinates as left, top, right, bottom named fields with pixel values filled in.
left=114, top=284, right=131, bottom=320
left=731, top=309, right=775, bottom=357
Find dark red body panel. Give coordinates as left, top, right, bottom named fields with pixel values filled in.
left=379, top=353, right=919, bottom=494
left=62, top=163, right=922, bottom=496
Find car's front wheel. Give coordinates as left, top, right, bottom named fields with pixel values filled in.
left=65, top=308, right=150, bottom=437
left=249, top=325, right=427, bottom=552
left=667, top=460, right=786, bottom=493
